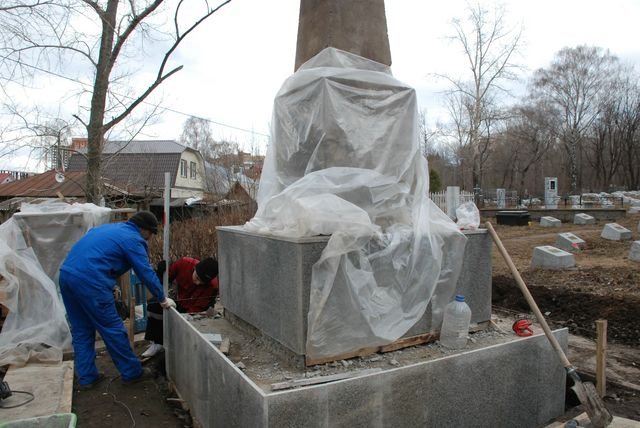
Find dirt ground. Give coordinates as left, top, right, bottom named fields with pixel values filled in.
left=72, top=213, right=640, bottom=426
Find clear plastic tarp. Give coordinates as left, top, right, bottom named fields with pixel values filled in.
left=245, top=48, right=467, bottom=359
left=0, top=202, right=111, bottom=366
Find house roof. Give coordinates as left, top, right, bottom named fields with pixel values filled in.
left=67, top=153, right=181, bottom=193
left=76, top=140, right=186, bottom=155
left=66, top=140, right=200, bottom=194
left=0, top=170, right=87, bottom=198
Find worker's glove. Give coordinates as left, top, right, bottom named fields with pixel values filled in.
left=160, top=297, right=176, bottom=310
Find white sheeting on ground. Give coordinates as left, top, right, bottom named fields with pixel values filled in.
left=245, top=48, right=467, bottom=359
left=0, top=202, right=110, bottom=366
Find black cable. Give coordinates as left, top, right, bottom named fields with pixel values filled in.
left=0, top=390, right=35, bottom=409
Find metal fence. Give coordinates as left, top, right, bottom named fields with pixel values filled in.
left=429, top=190, right=475, bottom=213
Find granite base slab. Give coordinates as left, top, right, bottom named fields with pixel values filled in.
left=165, top=309, right=568, bottom=428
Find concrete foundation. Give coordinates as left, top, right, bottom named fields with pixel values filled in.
left=540, top=216, right=562, bottom=227
left=574, top=213, right=596, bottom=225
left=165, top=309, right=567, bottom=428
left=556, top=232, right=586, bottom=252
left=531, top=246, right=576, bottom=269
left=218, top=227, right=492, bottom=356
left=601, top=223, right=632, bottom=241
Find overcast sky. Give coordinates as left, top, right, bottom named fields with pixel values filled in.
left=2, top=0, right=640, bottom=171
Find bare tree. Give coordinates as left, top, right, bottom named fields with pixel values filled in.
left=440, top=1, right=522, bottom=190
left=531, top=45, right=622, bottom=194
left=181, top=116, right=215, bottom=158
left=498, top=101, right=558, bottom=193
left=0, top=0, right=231, bottom=203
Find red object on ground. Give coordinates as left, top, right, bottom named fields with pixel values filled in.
left=512, top=319, right=534, bottom=337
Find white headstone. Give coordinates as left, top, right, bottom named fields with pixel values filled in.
left=601, top=223, right=632, bottom=241
left=531, top=245, right=576, bottom=269
left=496, top=188, right=506, bottom=209
left=446, top=186, right=460, bottom=220
left=540, top=216, right=561, bottom=227
left=574, top=213, right=596, bottom=225
left=629, top=206, right=640, bottom=214
left=629, top=241, right=640, bottom=262
left=556, top=232, right=586, bottom=252
left=544, top=177, right=558, bottom=208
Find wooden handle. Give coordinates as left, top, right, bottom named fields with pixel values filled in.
left=485, top=221, right=572, bottom=369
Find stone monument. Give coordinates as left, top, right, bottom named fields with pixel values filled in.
left=219, top=1, right=492, bottom=364
left=170, top=3, right=568, bottom=426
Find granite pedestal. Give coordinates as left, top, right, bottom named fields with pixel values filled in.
left=601, top=223, right=632, bottom=241
left=556, top=232, right=586, bottom=252
left=540, top=216, right=562, bottom=227
left=217, top=227, right=492, bottom=357
left=531, top=246, right=576, bottom=270
left=574, top=213, right=596, bottom=225
left=165, top=309, right=567, bottom=428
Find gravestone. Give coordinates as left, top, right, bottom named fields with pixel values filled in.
left=628, top=206, right=640, bottom=214
left=446, top=186, right=460, bottom=220
left=601, top=223, right=632, bottom=241
left=496, top=188, right=506, bottom=209
left=629, top=241, right=640, bottom=262
left=574, top=213, right=596, bottom=225
left=540, top=216, right=561, bottom=227
left=544, top=177, right=558, bottom=208
left=556, top=232, right=586, bottom=252
left=531, top=246, right=576, bottom=269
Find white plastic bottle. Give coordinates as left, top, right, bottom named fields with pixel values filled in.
left=439, top=294, right=472, bottom=349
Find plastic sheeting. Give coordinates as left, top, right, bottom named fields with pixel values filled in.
left=245, top=48, right=467, bottom=359
left=0, top=202, right=111, bottom=366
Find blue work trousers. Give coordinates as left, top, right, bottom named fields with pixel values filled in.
left=59, top=271, right=142, bottom=385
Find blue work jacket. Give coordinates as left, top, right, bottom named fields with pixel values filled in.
left=60, top=221, right=165, bottom=301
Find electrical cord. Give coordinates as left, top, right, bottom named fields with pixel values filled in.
left=0, top=390, right=35, bottom=409
left=105, top=376, right=136, bottom=428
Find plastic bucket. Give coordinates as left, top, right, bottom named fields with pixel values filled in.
left=0, top=413, right=77, bottom=428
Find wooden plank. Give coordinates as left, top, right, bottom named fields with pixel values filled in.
left=219, top=337, right=230, bottom=354
left=305, top=321, right=491, bottom=366
left=2, top=362, right=74, bottom=422
left=596, top=319, right=607, bottom=397
left=271, top=368, right=382, bottom=391
left=59, top=361, right=74, bottom=413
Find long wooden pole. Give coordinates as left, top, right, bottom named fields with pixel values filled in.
left=596, top=319, right=607, bottom=397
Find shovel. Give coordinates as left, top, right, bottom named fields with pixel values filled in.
left=485, top=221, right=612, bottom=428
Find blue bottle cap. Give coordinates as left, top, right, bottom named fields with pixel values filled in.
left=455, top=294, right=465, bottom=302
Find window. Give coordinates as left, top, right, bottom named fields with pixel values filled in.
left=190, top=161, right=197, bottom=179
left=180, top=159, right=187, bottom=178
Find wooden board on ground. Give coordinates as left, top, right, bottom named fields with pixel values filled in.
left=305, top=321, right=490, bottom=366
left=1, top=361, right=74, bottom=423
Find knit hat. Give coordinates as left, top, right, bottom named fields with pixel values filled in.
left=129, top=210, right=159, bottom=234
left=195, top=257, right=218, bottom=283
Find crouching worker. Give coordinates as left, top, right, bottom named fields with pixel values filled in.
left=142, top=257, right=218, bottom=357
left=59, top=211, right=176, bottom=389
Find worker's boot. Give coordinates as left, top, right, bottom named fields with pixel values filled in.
left=141, top=342, right=163, bottom=358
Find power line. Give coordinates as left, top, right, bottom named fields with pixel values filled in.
left=0, top=54, right=270, bottom=138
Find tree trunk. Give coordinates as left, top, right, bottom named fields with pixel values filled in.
left=85, top=0, right=118, bottom=204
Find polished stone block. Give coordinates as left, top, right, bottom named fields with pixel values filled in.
left=218, top=227, right=492, bottom=356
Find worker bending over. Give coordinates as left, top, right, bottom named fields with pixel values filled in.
left=142, top=256, right=218, bottom=357
left=59, top=211, right=176, bottom=389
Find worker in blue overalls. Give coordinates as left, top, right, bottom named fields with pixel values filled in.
left=59, top=211, right=176, bottom=389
